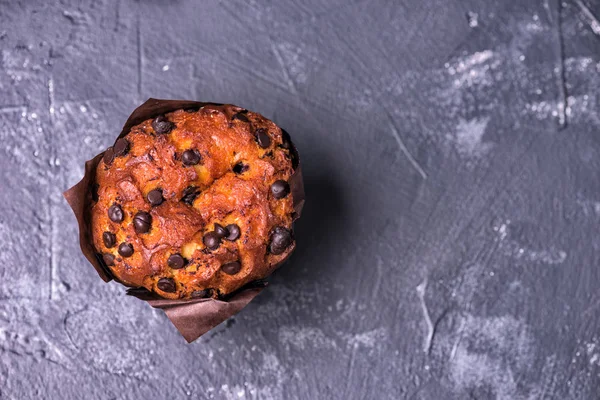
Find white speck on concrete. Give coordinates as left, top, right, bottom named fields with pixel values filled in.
left=467, top=12, right=479, bottom=28
left=344, top=328, right=388, bottom=349
left=586, top=342, right=596, bottom=354
left=579, top=196, right=600, bottom=217
left=447, top=50, right=498, bottom=88
left=273, top=41, right=312, bottom=85
left=445, top=314, right=535, bottom=399
left=450, top=116, right=492, bottom=158
left=494, top=219, right=567, bottom=264
left=279, top=326, right=338, bottom=350
left=162, top=64, right=169, bottom=71
left=566, top=56, right=593, bottom=71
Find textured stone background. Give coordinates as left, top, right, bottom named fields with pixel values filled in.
left=1, top=0, right=600, bottom=399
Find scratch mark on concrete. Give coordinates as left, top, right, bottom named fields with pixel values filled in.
left=0, top=343, right=70, bottom=371
left=55, top=96, right=118, bottom=107
left=48, top=77, right=57, bottom=301
left=0, top=105, right=28, bottom=115
left=582, top=295, right=600, bottom=317
left=49, top=207, right=56, bottom=300
left=556, top=0, right=568, bottom=129
left=416, top=278, right=434, bottom=354
left=63, top=313, right=78, bottom=350
left=538, top=356, right=558, bottom=399
left=327, top=23, right=380, bottom=94
left=267, top=36, right=316, bottom=119
left=48, top=77, right=55, bottom=115
left=85, top=362, right=148, bottom=385
left=372, top=256, right=384, bottom=301
left=219, top=0, right=251, bottom=29
left=136, top=14, right=143, bottom=98
left=574, top=0, right=600, bottom=36
left=62, top=10, right=79, bottom=25
left=385, top=109, right=428, bottom=180
left=114, top=0, right=121, bottom=32
left=450, top=318, right=466, bottom=361
left=220, top=57, right=291, bottom=94
left=544, top=0, right=554, bottom=22
left=342, top=343, right=359, bottom=399
left=269, top=40, right=301, bottom=98
left=63, top=306, right=88, bottom=350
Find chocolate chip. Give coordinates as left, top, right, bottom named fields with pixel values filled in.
left=232, top=162, right=249, bottom=174
left=225, top=224, right=240, bottom=241
left=181, top=186, right=200, bottom=205
left=269, top=227, right=292, bottom=255
left=103, top=253, right=115, bottom=266
left=167, top=254, right=186, bottom=269
left=221, top=261, right=241, bottom=275
left=203, top=231, right=221, bottom=250
left=91, top=183, right=99, bottom=202
left=102, top=231, right=116, bottom=248
left=133, top=211, right=152, bottom=234
left=255, top=128, right=271, bottom=148
left=103, top=147, right=115, bottom=165
left=214, top=223, right=229, bottom=238
left=152, top=115, right=175, bottom=134
left=108, top=204, right=124, bottom=223
left=182, top=149, right=202, bottom=166
left=191, top=289, right=211, bottom=298
left=113, top=138, right=130, bottom=157
left=232, top=112, right=249, bottom=122
left=157, top=277, right=176, bottom=293
left=147, top=189, right=164, bottom=206
left=118, top=242, right=134, bottom=257
left=271, top=180, right=290, bottom=199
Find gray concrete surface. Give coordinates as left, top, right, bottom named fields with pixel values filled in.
left=1, top=0, right=600, bottom=399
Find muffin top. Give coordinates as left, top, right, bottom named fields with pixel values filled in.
left=91, top=104, right=297, bottom=299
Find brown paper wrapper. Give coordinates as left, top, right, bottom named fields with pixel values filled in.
left=63, top=99, right=304, bottom=343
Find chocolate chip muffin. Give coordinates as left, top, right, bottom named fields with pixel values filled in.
left=91, top=104, right=298, bottom=299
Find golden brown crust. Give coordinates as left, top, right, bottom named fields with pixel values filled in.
left=90, top=105, right=296, bottom=299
